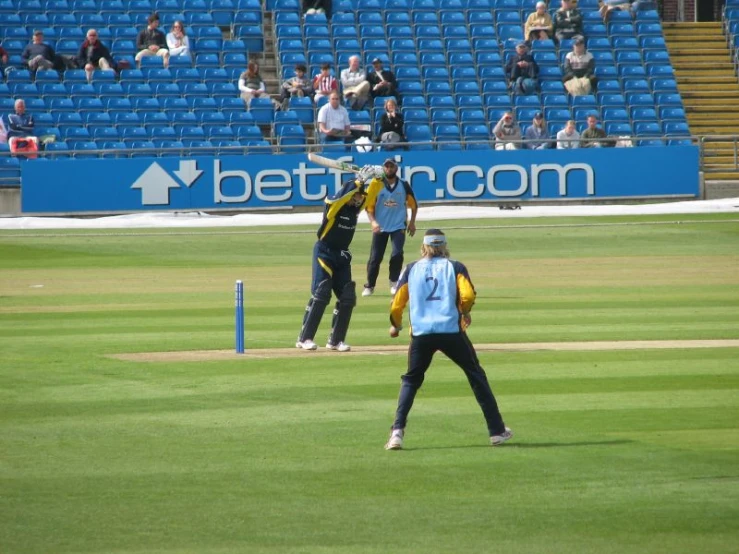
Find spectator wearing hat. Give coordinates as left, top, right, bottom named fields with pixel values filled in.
left=553, top=0, right=584, bottom=42
left=135, top=13, right=169, bottom=68
left=524, top=1, right=554, bottom=42
left=77, top=29, right=115, bottom=82
left=556, top=120, right=580, bottom=149
left=505, top=42, right=539, bottom=95
left=563, top=37, right=597, bottom=96
left=524, top=112, right=551, bottom=149
left=21, top=30, right=56, bottom=72
left=340, top=55, right=370, bottom=110
left=279, top=63, right=313, bottom=108
left=313, top=63, right=338, bottom=103
left=493, top=111, right=522, bottom=150
left=367, top=58, right=398, bottom=101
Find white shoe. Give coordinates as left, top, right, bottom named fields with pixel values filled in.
left=326, top=341, right=351, bottom=352
left=362, top=287, right=374, bottom=297
left=490, top=427, right=513, bottom=446
left=385, top=429, right=404, bottom=450
left=295, top=339, right=318, bottom=350
left=389, top=280, right=398, bottom=295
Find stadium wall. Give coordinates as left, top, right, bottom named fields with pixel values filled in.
left=15, top=147, right=701, bottom=215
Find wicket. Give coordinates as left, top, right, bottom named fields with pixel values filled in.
left=235, top=280, right=244, bottom=353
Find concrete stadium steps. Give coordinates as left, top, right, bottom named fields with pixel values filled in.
left=664, top=21, right=739, bottom=178
left=261, top=10, right=317, bottom=149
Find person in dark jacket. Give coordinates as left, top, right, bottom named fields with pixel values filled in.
left=377, top=98, right=405, bottom=150
left=21, top=30, right=55, bottom=72
left=367, top=58, right=398, bottom=100
left=77, top=29, right=115, bottom=82
left=135, top=13, right=169, bottom=68
left=7, top=99, right=34, bottom=139
left=505, top=42, right=539, bottom=95
left=553, top=0, right=584, bottom=42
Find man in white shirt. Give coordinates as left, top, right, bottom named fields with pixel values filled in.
left=316, top=92, right=352, bottom=148
left=340, top=55, right=370, bottom=110
left=556, top=120, right=580, bottom=149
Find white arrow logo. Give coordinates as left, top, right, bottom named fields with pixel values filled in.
left=131, top=163, right=180, bottom=205
left=173, top=160, right=203, bottom=188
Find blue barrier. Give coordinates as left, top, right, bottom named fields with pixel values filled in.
left=21, top=146, right=700, bottom=214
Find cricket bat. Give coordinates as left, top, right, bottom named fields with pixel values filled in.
left=307, top=153, right=361, bottom=173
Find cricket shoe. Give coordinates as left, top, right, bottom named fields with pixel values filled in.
left=390, top=280, right=398, bottom=295
left=385, top=429, right=404, bottom=450
left=295, top=339, right=318, bottom=351
left=362, top=286, right=374, bottom=297
left=490, top=427, right=514, bottom=446
left=326, top=341, right=351, bottom=352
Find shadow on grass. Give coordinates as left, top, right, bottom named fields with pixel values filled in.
left=405, top=439, right=632, bottom=451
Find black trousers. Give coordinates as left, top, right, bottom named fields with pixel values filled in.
left=365, top=229, right=405, bottom=288
left=391, top=332, right=506, bottom=436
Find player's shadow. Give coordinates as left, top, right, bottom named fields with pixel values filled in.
left=406, top=439, right=632, bottom=451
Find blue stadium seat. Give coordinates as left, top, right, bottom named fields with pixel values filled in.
left=654, top=93, right=682, bottom=107
left=430, top=109, right=457, bottom=123
left=45, top=142, right=71, bottom=158
left=634, top=122, right=661, bottom=136
left=405, top=124, right=434, bottom=150
left=403, top=108, right=429, bottom=124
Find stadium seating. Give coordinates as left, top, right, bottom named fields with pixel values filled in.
left=0, top=0, right=687, bottom=160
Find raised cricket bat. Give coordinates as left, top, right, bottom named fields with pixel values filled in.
left=307, top=153, right=361, bottom=173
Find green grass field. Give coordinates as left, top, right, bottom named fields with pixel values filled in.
left=1, top=213, right=738, bottom=554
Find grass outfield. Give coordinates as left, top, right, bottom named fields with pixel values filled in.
left=1, top=213, right=738, bottom=554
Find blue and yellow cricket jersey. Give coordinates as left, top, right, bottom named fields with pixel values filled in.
left=390, top=257, right=476, bottom=335
left=317, top=179, right=382, bottom=250
left=366, top=178, right=418, bottom=233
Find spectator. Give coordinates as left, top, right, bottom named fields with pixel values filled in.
left=303, top=0, right=331, bottom=16
left=599, top=0, right=643, bottom=23
left=135, top=13, right=169, bottom=68
left=553, top=0, right=584, bottom=42
left=505, top=42, right=539, bottom=95
left=238, top=61, right=267, bottom=107
left=165, top=20, right=190, bottom=58
left=524, top=112, right=551, bottom=149
left=7, top=99, right=34, bottom=139
left=377, top=97, right=405, bottom=150
left=493, top=112, right=522, bottom=150
left=21, top=30, right=55, bottom=72
left=316, top=92, right=352, bottom=147
left=0, top=44, right=13, bottom=79
left=77, top=29, right=115, bottom=82
left=6, top=97, right=39, bottom=158
left=556, top=120, right=580, bottom=149
left=580, top=115, right=609, bottom=147
left=340, top=55, right=370, bottom=110
left=524, top=1, right=554, bottom=42
left=313, top=63, right=338, bottom=103
left=367, top=57, right=398, bottom=101
left=563, top=37, right=597, bottom=96
left=279, top=63, right=313, bottom=109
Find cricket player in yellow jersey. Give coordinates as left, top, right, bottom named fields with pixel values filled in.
left=384, top=228, right=513, bottom=450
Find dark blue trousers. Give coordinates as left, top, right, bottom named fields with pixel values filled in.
left=365, top=229, right=406, bottom=288
left=391, top=332, right=506, bottom=436
left=312, top=240, right=353, bottom=297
